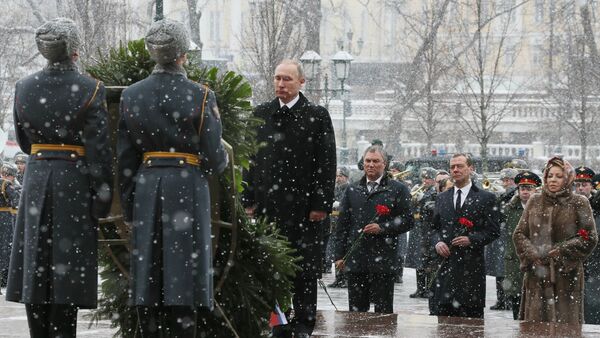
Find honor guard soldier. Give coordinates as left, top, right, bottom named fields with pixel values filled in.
left=407, top=167, right=438, bottom=298
left=118, top=19, right=228, bottom=337
left=0, top=163, right=19, bottom=290
left=6, top=18, right=113, bottom=337
left=13, top=152, right=27, bottom=185
left=488, top=167, right=519, bottom=311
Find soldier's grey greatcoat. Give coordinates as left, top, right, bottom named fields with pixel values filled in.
left=6, top=60, right=113, bottom=308
left=429, top=184, right=500, bottom=314
left=118, top=69, right=227, bottom=308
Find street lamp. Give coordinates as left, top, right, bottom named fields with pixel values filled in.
left=300, top=50, right=353, bottom=161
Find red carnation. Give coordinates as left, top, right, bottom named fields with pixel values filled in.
left=375, top=204, right=391, bottom=216
left=458, top=217, right=474, bottom=229
left=578, top=229, right=590, bottom=241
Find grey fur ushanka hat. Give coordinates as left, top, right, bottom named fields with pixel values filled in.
left=145, top=19, right=190, bottom=65
left=35, top=17, right=81, bottom=62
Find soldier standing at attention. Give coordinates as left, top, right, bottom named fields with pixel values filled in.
left=118, top=19, right=227, bottom=337
left=6, top=18, right=113, bottom=337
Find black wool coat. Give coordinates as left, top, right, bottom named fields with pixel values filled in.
left=430, top=184, right=500, bottom=312
left=7, top=61, right=113, bottom=308
left=118, top=70, right=227, bottom=308
left=333, top=175, right=414, bottom=274
left=244, top=92, right=336, bottom=278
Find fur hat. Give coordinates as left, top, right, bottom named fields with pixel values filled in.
left=35, top=17, right=81, bottom=62
left=145, top=19, right=190, bottom=65
left=1, top=163, right=17, bottom=177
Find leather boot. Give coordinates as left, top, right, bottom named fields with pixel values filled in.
left=490, top=277, right=508, bottom=310
left=409, top=269, right=427, bottom=298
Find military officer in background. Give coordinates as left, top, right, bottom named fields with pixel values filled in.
left=488, top=167, right=518, bottom=310
left=580, top=170, right=600, bottom=323
left=118, top=19, right=228, bottom=337
left=0, top=163, right=19, bottom=290
left=328, top=167, right=350, bottom=288
left=13, top=153, right=27, bottom=185
left=407, top=167, right=438, bottom=298
left=6, top=18, right=113, bottom=337
left=575, top=166, right=596, bottom=199
left=502, top=171, right=541, bottom=319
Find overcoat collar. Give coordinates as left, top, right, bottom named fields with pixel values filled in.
left=270, top=92, right=310, bottom=118
left=358, top=174, right=391, bottom=198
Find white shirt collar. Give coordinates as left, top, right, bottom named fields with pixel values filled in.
left=367, top=175, right=384, bottom=185
left=454, top=181, right=472, bottom=196
left=279, top=94, right=300, bottom=109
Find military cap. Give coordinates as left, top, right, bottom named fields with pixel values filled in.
left=504, top=159, right=529, bottom=170
left=500, top=168, right=519, bottom=180
left=14, top=153, right=28, bottom=164
left=35, top=17, right=81, bottom=62
left=420, top=167, right=438, bottom=180
left=145, top=19, right=190, bottom=65
left=1, top=163, right=17, bottom=177
left=389, top=161, right=405, bottom=172
left=337, top=167, right=349, bottom=178
left=514, top=171, right=541, bottom=187
left=575, top=166, right=595, bottom=182
left=592, top=174, right=600, bottom=190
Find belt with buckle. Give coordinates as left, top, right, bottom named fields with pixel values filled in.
left=31, top=143, right=85, bottom=157
left=0, top=207, right=16, bottom=214
left=143, top=151, right=201, bottom=166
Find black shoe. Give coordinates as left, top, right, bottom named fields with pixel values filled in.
left=409, top=290, right=425, bottom=298
left=271, top=324, right=292, bottom=338
left=490, top=302, right=507, bottom=310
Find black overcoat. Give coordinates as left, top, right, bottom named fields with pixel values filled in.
left=584, top=193, right=600, bottom=323
left=333, top=175, right=413, bottom=274
left=244, top=92, right=336, bottom=278
left=405, top=186, right=436, bottom=269
left=6, top=61, right=113, bottom=308
left=485, top=187, right=514, bottom=277
left=430, top=184, right=500, bottom=312
left=118, top=70, right=227, bottom=308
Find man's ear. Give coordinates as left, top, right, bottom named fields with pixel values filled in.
left=72, top=51, right=80, bottom=62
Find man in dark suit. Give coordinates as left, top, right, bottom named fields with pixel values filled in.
left=333, top=145, right=413, bottom=313
left=244, top=59, right=336, bottom=338
left=429, top=153, right=500, bottom=318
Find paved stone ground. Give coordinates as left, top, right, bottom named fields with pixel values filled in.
left=0, top=268, right=511, bottom=337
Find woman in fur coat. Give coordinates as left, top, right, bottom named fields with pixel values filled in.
left=513, top=157, right=598, bottom=323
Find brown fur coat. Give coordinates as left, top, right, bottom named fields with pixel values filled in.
left=513, top=188, right=598, bottom=323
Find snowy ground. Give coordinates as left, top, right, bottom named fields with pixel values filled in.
left=0, top=268, right=510, bottom=337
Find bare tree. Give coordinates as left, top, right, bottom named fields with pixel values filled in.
left=240, top=0, right=308, bottom=103
left=186, top=0, right=206, bottom=60
left=542, top=1, right=600, bottom=165
left=450, top=0, right=525, bottom=171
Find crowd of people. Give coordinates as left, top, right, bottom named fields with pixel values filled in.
left=3, top=14, right=600, bottom=338
left=324, top=151, right=600, bottom=326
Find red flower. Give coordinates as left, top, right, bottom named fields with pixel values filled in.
left=578, top=229, right=590, bottom=241
left=458, top=217, right=474, bottom=229
left=375, top=204, right=391, bottom=216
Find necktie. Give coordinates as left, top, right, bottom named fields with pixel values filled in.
left=455, top=189, right=462, bottom=211
left=368, top=181, right=377, bottom=192
left=277, top=105, right=290, bottom=115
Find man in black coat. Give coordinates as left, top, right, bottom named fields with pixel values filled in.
left=333, top=145, right=413, bottom=313
left=244, top=59, right=336, bottom=338
left=7, top=18, right=113, bottom=337
left=430, top=153, right=500, bottom=318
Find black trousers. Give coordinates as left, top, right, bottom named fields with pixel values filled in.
left=136, top=306, right=197, bottom=338
left=25, top=304, right=78, bottom=338
left=508, top=295, right=521, bottom=320
left=291, top=274, right=317, bottom=335
left=436, top=303, right=484, bottom=318
left=347, top=272, right=395, bottom=313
